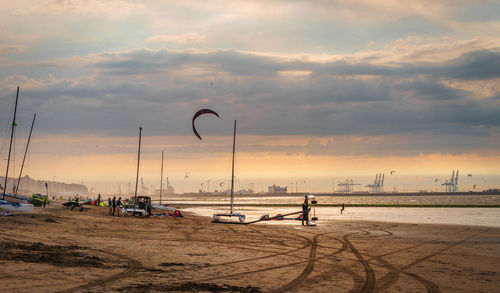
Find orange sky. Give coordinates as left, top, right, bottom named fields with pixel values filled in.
left=4, top=134, right=497, bottom=194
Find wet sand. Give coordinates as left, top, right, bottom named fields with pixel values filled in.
left=0, top=203, right=499, bottom=292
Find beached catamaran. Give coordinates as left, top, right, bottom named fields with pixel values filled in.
left=212, top=120, right=246, bottom=223
left=0, top=86, right=34, bottom=212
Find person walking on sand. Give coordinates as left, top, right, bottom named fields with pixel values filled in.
left=43, top=197, right=47, bottom=208
left=116, top=197, right=122, bottom=217
left=108, top=197, right=112, bottom=215
left=341, top=202, right=345, bottom=214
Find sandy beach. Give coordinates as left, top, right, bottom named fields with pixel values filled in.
left=1, top=204, right=499, bottom=293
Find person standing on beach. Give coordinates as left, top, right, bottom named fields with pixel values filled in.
left=116, top=197, right=122, bottom=217
left=97, top=194, right=101, bottom=206
left=301, top=196, right=309, bottom=226
left=43, top=197, right=47, bottom=208
left=341, top=202, right=345, bottom=214
left=108, top=198, right=112, bottom=215
left=112, top=196, right=116, bottom=216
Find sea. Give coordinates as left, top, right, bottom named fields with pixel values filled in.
left=159, top=194, right=500, bottom=227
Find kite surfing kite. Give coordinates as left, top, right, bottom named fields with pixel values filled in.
left=435, top=178, right=439, bottom=182
left=390, top=170, right=396, bottom=175
left=473, top=184, right=477, bottom=189
left=468, top=174, right=472, bottom=177
left=192, top=109, right=220, bottom=140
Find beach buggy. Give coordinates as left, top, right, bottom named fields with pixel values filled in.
left=122, top=196, right=152, bottom=217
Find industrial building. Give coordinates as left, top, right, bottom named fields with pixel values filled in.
left=268, top=185, right=287, bottom=194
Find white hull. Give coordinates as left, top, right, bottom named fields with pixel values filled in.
left=151, top=203, right=178, bottom=212
left=0, top=200, right=34, bottom=212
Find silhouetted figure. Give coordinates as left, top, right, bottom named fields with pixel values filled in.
left=112, top=196, right=116, bottom=216
left=341, top=203, right=345, bottom=214
left=108, top=198, right=112, bottom=215
left=302, top=196, right=310, bottom=226
left=116, top=197, right=122, bottom=217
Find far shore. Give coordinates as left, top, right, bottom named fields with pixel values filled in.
left=176, top=191, right=500, bottom=197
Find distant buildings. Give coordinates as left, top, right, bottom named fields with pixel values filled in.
left=0, top=175, right=89, bottom=196
left=268, top=184, right=287, bottom=194
left=154, top=186, right=175, bottom=196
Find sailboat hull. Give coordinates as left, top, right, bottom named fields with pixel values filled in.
left=213, top=213, right=246, bottom=223
left=0, top=200, right=34, bottom=212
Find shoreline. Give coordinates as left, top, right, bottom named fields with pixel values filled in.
left=175, top=203, right=500, bottom=208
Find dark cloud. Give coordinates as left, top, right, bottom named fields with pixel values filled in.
left=441, top=50, right=500, bottom=80
left=1, top=47, right=499, bottom=156
left=96, top=48, right=500, bottom=81
left=313, top=50, right=500, bottom=81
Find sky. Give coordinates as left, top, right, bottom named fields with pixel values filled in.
left=1, top=0, right=499, bottom=194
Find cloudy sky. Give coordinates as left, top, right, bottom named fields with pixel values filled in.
left=1, top=0, right=499, bottom=194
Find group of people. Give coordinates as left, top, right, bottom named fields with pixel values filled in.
left=94, top=194, right=122, bottom=216
left=107, top=196, right=122, bottom=216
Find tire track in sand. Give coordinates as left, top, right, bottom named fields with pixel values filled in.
left=161, top=233, right=312, bottom=279
left=193, top=233, right=353, bottom=292
left=271, top=234, right=320, bottom=293
left=343, top=233, right=375, bottom=293
left=292, top=235, right=365, bottom=293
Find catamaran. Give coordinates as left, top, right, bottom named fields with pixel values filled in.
left=1, top=86, right=34, bottom=212
left=212, top=120, right=246, bottom=223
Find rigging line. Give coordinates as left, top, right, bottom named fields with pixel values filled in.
left=12, top=120, right=16, bottom=192
left=218, top=211, right=304, bottom=225
left=3, top=87, right=19, bottom=199
left=0, top=94, right=17, bottom=158
left=15, top=113, right=36, bottom=197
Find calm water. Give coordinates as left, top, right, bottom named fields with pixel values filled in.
left=160, top=194, right=500, bottom=205
left=164, top=194, right=500, bottom=227
left=183, top=206, right=500, bottom=227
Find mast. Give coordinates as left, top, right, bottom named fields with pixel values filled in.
left=2, top=86, right=20, bottom=200
left=159, top=150, right=164, bottom=205
left=134, top=127, right=142, bottom=205
left=14, top=113, right=36, bottom=196
left=230, top=120, right=236, bottom=214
